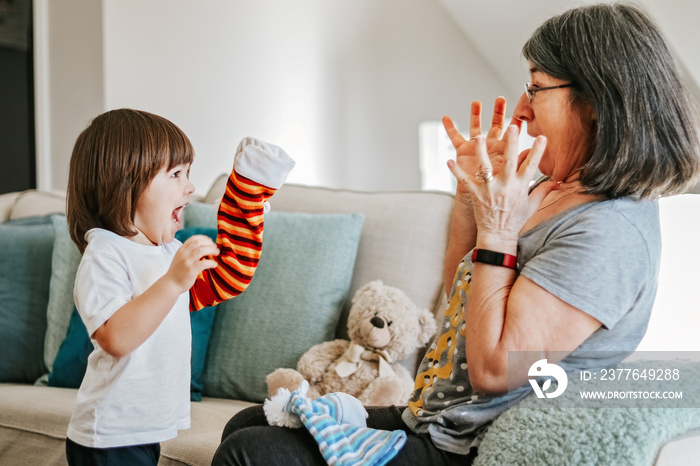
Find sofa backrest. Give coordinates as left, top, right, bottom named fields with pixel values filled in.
left=2, top=182, right=454, bottom=345
left=204, top=176, right=454, bottom=341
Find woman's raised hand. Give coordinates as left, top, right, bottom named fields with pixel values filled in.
left=447, top=125, right=554, bottom=245
left=442, top=97, right=521, bottom=190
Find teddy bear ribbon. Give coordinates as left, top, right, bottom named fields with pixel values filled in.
left=335, top=341, right=396, bottom=378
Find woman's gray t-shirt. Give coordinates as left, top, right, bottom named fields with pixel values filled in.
left=402, top=197, right=661, bottom=454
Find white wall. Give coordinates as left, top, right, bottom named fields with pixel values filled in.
left=37, top=0, right=700, bottom=194
left=35, top=0, right=104, bottom=193
left=440, top=0, right=700, bottom=107
left=40, top=0, right=507, bottom=194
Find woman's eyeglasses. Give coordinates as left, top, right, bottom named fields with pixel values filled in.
left=524, top=81, right=575, bottom=103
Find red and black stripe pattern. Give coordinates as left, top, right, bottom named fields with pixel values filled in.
left=189, top=169, right=275, bottom=311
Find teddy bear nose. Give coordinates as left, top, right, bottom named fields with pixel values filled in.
left=370, top=316, right=385, bottom=328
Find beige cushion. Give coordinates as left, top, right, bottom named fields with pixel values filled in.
left=0, top=384, right=254, bottom=466
left=206, top=177, right=454, bottom=340
left=161, top=397, right=256, bottom=465
left=0, top=384, right=76, bottom=466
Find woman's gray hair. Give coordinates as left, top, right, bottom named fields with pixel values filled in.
left=523, top=2, right=700, bottom=198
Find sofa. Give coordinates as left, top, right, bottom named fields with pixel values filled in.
left=1, top=176, right=699, bottom=466
left=0, top=178, right=454, bottom=466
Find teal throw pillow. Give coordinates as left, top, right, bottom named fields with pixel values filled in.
left=37, top=214, right=82, bottom=385
left=202, top=211, right=365, bottom=403
left=48, top=306, right=92, bottom=388
left=183, top=201, right=217, bottom=229
left=175, top=226, right=219, bottom=401
left=0, top=216, right=54, bottom=382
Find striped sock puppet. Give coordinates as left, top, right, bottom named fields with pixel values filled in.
left=189, top=137, right=295, bottom=311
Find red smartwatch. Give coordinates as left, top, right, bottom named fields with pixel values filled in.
left=471, top=249, right=517, bottom=269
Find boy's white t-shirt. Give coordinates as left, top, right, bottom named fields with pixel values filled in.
left=67, top=228, right=191, bottom=448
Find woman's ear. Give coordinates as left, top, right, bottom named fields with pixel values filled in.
left=579, top=100, right=597, bottom=127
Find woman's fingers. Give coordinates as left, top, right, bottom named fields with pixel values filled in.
left=526, top=180, right=559, bottom=219
left=501, top=125, right=520, bottom=179
left=486, top=97, right=507, bottom=140
left=518, top=135, right=547, bottom=181
left=474, top=135, right=492, bottom=172
left=447, top=135, right=493, bottom=187
left=447, top=158, right=477, bottom=192
left=509, top=116, right=523, bottom=133
left=469, top=101, right=483, bottom=139
left=445, top=97, right=509, bottom=150
left=442, top=116, right=466, bottom=149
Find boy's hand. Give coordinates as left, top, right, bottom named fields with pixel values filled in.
left=167, top=235, right=219, bottom=292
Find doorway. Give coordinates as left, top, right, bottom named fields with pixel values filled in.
left=0, top=0, right=35, bottom=195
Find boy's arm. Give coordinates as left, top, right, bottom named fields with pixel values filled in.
left=189, top=137, right=295, bottom=311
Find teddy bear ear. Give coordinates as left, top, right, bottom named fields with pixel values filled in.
left=352, top=280, right=384, bottom=304
left=365, top=279, right=384, bottom=290
left=417, top=307, right=438, bottom=346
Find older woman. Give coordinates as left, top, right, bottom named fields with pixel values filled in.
left=213, top=4, right=700, bottom=465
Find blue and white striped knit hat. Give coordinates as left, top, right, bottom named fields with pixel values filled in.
left=264, top=381, right=406, bottom=466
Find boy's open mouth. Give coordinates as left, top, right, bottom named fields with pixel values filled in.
left=172, top=205, right=186, bottom=227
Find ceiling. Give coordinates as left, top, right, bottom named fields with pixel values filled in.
left=438, top=0, right=700, bottom=105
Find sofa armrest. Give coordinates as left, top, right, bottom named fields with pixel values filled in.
left=0, top=192, right=20, bottom=222
left=0, top=190, right=66, bottom=222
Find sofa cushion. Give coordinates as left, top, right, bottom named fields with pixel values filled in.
left=0, top=216, right=53, bottom=383
left=39, top=214, right=82, bottom=384
left=197, top=208, right=365, bottom=402
left=0, top=383, right=255, bottom=466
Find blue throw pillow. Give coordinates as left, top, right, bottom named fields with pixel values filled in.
left=175, top=227, right=219, bottom=401
left=202, top=211, right=365, bottom=403
left=37, top=214, right=83, bottom=386
left=47, top=227, right=220, bottom=401
left=0, top=216, right=54, bottom=383
left=48, top=306, right=93, bottom=388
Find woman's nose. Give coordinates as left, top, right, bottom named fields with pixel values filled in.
left=513, top=92, right=532, bottom=124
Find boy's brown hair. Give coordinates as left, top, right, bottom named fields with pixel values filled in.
left=67, top=108, right=195, bottom=253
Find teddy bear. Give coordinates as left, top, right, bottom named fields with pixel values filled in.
left=266, top=280, right=437, bottom=406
